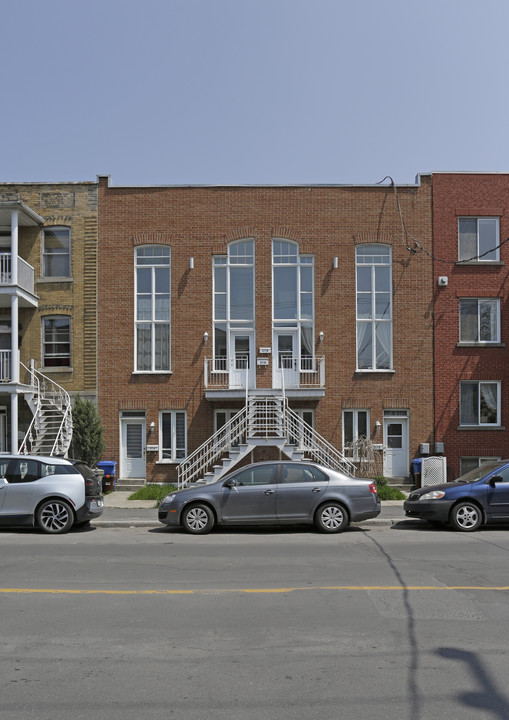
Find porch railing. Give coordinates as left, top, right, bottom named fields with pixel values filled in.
left=204, top=354, right=325, bottom=389
left=0, top=350, right=11, bottom=382
left=0, top=253, right=35, bottom=295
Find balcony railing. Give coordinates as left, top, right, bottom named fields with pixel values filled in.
left=0, top=253, right=35, bottom=295
left=0, top=350, right=11, bottom=382
left=205, top=354, right=325, bottom=390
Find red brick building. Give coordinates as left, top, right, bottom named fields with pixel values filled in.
left=97, top=175, right=434, bottom=487
left=432, top=173, right=509, bottom=479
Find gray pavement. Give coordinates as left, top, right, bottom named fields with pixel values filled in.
left=92, top=491, right=408, bottom=529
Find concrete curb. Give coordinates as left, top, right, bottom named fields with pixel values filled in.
left=91, top=517, right=406, bottom=530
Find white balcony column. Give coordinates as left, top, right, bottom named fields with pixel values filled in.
left=11, top=295, right=19, bottom=384
left=11, top=209, right=18, bottom=286
left=10, top=391, right=18, bottom=454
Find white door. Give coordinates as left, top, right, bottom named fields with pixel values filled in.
left=229, top=332, right=253, bottom=388
left=383, top=418, right=408, bottom=477
left=273, top=331, right=299, bottom=388
left=121, top=420, right=146, bottom=478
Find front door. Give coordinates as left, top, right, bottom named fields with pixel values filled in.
left=383, top=418, right=408, bottom=477
left=273, top=330, right=299, bottom=388
left=229, top=332, right=253, bottom=388
left=121, top=420, right=146, bottom=479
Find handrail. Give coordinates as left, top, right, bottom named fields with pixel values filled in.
left=177, top=405, right=248, bottom=489
left=19, top=362, right=73, bottom=456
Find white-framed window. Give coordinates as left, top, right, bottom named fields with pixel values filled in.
left=272, top=239, right=314, bottom=369
left=460, top=381, right=501, bottom=426
left=42, top=227, right=71, bottom=277
left=42, top=316, right=71, bottom=367
left=159, top=411, right=186, bottom=461
left=135, top=245, right=171, bottom=372
left=458, top=217, right=500, bottom=262
left=459, top=298, right=500, bottom=343
left=356, top=244, right=392, bottom=370
left=213, top=239, right=254, bottom=370
left=460, top=456, right=501, bottom=476
left=343, top=409, right=369, bottom=456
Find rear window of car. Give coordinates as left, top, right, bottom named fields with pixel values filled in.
left=41, top=463, right=80, bottom=476
left=72, top=462, right=97, bottom=480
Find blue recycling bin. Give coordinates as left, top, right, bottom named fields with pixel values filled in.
left=411, top=458, right=422, bottom=486
left=97, top=461, right=117, bottom=492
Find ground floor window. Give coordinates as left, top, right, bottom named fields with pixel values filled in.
left=460, top=381, right=500, bottom=426
left=160, top=411, right=186, bottom=461
left=460, top=456, right=501, bottom=476
left=342, top=409, right=369, bottom=457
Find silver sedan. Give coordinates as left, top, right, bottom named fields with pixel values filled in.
left=158, top=461, right=381, bottom=534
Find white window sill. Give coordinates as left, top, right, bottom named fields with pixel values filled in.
left=37, top=277, right=73, bottom=283
left=457, top=342, right=505, bottom=348
left=355, top=369, right=395, bottom=374
left=455, top=260, right=504, bottom=266
left=131, top=371, right=173, bottom=375
left=155, top=459, right=184, bottom=465
left=41, top=366, right=73, bottom=373
left=457, top=425, right=505, bottom=431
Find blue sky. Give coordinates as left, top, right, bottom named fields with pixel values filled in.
left=2, top=0, right=509, bottom=185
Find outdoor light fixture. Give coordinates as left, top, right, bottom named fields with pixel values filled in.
left=149, top=421, right=155, bottom=432
left=319, top=331, right=324, bottom=342
left=190, top=257, right=194, bottom=269
left=375, top=420, right=381, bottom=428
left=203, top=331, right=209, bottom=343
left=333, top=257, right=338, bottom=269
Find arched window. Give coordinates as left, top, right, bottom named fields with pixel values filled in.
left=355, top=244, right=392, bottom=370
left=135, top=245, right=171, bottom=372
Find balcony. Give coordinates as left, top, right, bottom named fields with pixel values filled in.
left=204, top=355, right=325, bottom=400
left=0, top=350, right=11, bottom=382
left=0, top=254, right=37, bottom=306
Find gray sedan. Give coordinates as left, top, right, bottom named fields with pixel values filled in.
left=158, top=461, right=381, bottom=534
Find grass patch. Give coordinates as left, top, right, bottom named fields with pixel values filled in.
left=128, top=484, right=177, bottom=502
left=375, top=475, right=407, bottom=501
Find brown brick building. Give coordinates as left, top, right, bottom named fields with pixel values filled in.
left=432, top=173, right=509, bottom=478
left=0, top=182, right=97, bottom=453
left=98, top=174, right=434, bottom=486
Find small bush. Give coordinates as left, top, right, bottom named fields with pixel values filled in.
left=376, top=479, right=407, bottom=501
left=128, top=484, right=177, bottom=502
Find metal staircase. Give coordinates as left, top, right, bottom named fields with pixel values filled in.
left=18, top=363, right=73, bottom=457
left=177, top=391, right=356, bottom=489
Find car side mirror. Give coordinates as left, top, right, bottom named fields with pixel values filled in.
left=224, top=479, right=236, bottom=489
left=488, top=475, right=504, bottom=487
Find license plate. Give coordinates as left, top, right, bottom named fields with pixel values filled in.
left=90, top=499, right=104, bottom=510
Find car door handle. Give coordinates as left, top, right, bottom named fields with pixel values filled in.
left=264, top=489, right=275, bottom=495
left=312, top=487, right=322, bottom=493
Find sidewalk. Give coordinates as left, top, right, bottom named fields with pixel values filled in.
left=92, top=491, right=408, bottom=529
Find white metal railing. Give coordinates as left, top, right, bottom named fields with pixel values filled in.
left=0, top=254, right=35, bottom=294
left=19, top=362, right=73, bottom=456
left=0, top=350, right=11, bottom=381
left=276, top=355, right=325, bottom=388
left=178, top=405, right=249, bottom=489
left=204, top=355, right=251, bottom=389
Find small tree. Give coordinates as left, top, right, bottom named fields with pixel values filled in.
left=71, top=395, right=105, bottom=467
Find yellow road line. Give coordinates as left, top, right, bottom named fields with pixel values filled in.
left=0, top=585, right=509, bottom=595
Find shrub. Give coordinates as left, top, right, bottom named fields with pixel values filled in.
left=71, top=395, right=106, bottom=468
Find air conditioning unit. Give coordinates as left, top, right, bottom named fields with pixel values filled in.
left=421, top=456, right=447, bottom=486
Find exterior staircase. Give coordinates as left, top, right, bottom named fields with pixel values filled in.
left=177, top=391, right=356, bottom=489
left=18, top=364, right=73, bottom=457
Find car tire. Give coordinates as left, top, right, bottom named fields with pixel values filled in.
left=182, top=503, right=214, bottom=535
left=450, top=501, right=482, bottom=532
left=315, top=502, right=349, bottom=533
left=36, top=499, right=74, bottom=534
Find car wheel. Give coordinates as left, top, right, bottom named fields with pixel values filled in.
left=315, top=502, right=349, bottom=533
left=36, top=499, right=74, bottom=534
left=450, top=502, right=482, bottom=532
left=182, top=503, right=214, bottom=535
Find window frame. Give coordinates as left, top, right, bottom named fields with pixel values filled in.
left=134, top=245, right=171, bottom=374
left=42, top=315, right=71, bottom=369
left=460, top=456, right=501, bottom=476
left=342, top=409, right=370, bottom=457
left=355, top=244, right=393, bottom=371
left=158, top=410, right=187, bottom=463
left=459, top=298, right=501, bottom=344
left=42, top=226, right=71, bottom=278
left=459, top=380, right=501, bottom=427
left=458, top=217, right=500, bottom=263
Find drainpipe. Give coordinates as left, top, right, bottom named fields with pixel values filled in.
left=10, top=210, right=19, bottom=452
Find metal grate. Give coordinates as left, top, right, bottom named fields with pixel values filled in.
left=421, top=456, right=447, bottom=486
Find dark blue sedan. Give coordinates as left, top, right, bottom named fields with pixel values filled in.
left=404, top=460, right=509, bottom=531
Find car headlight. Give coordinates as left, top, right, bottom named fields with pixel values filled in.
left=160, top=493, right=176, bottom=507
left=420, top=490, right=446, bottom=500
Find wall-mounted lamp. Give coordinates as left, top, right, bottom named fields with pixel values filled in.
left=190, top=257, right=195, bottom=269
left=375, top=420, right=381, bottom=429
left=149, top=421, right=155, bottom=432
left=203, top=331, right=209, bottom=343
left=333, top=257, right=338, bottom=269
left=318, top=331, right=324, bottom=343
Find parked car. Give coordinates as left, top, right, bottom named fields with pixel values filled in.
left=0, top=455, right=104, bottom=534
left=159, top=461, right=381, bottom=534
left=404, top=460, right=509, bottom=531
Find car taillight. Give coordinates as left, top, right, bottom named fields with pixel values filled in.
left=369, top=482, right=377, bottom=494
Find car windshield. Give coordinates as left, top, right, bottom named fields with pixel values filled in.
left=454, top=461, right=508, bottom=484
